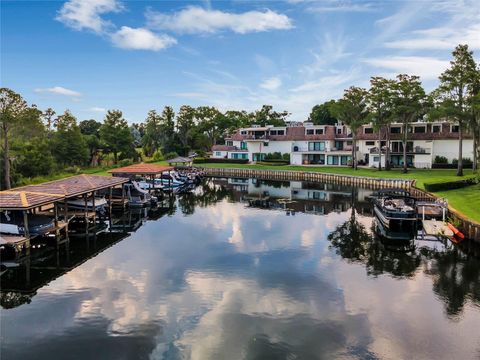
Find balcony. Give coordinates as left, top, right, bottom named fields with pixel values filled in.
left=291, top=146, right=353, bottom=152
left=370, top=146, right=431, bottom=154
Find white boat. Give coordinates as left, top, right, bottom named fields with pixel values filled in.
left=63, top=197, right=108, bottom=212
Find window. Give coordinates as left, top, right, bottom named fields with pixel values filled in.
left=391, top=126, right=401, bottom=134
left=340, top=156, right=350, bottom=165
left=451, top=125, right=459, bottom=133
left=240, top=130, right=247, bottom=135
left=263, top=142, right=269, bottom=147
left=366, top=141, right=375, bottom=146
left=215, top=152, right=221, bottom=156
left=364, top=127, right=373, bottom=134
left=337, top=128, right=342, bottom=134
left=315, top=129, right=324, bottom=135
left=327, top=155, right=339, bottom=165
left=226, top=141, right=233, bottom=146
left=373, top=156, right=380, bottom=162
left=277, top=130, right=285, bottom=135
left=306, top=129, right=314, bottom=135
left=334, top=141, right=344, bottom=150
left=432, top=125, right=441, bottom=133
left=308, top=142, right=325, bottom=151
left=414, top=126, right=426, bottom=133
left=270, top=130, right=277, bottom=135
left=232, top=153, right=248, bottom=160
left=346, top=141, right=352, bottom=146
left=240, top=141, right=247, bottom=150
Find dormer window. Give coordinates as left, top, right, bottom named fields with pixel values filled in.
left=451, top=125, right=459, bottom=133
left=306, top=129, right=314, bottom=135
left=277, top=130, right=285, bottom=135
left=337, top=128, right=342, bottom=135
left=364, top=127, right=373, bottom=134
left=414, top=125, right=426, bottom=133
left=432, top=125, right=441, bottom=133
left=391, top=126, right=401, bottom=134
left=315, top=129, right=324, bottom=135
left=240, top=130, right=247, bottom=135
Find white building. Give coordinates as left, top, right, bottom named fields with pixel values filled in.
left=212, top=121, right=474, bottom=169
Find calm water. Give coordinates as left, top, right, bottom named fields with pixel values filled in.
left=1, top=178, right=480, bottom=360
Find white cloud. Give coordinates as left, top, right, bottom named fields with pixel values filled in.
left=89, top=107, right=106, bottom=112
left=307, top=3, right=376, bottom=13
left=56, top=0, right=123, bottom=33
left=260, top=77, right=282, bottom=91
left=386, top=23, right=480, bottom=50
left=110, top=26, right=177, bottom=51
left=363, top=56, right=449, bottom=80
left=34, top=86, right=82, bottom=97
left=145, top=6, right=293, bottom=34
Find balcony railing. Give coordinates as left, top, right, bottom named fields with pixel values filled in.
left=370, top=146, right=431, bottom=154
left=292, top=146, right=354, bottom=152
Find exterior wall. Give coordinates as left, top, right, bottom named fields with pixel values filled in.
left=212, top=150, right=228, bottom=159
left=291, top=153, right=303, bottom=165
left=414, top=154, right=432, bottom=169
left=432, top=139, right=474, bottom=163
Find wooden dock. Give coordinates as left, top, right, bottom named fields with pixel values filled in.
left=422, top=220, right=454, bottom=237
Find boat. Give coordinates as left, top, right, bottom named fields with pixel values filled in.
left=124, top=182, right=158, bottom=207
left=62, top=196, right=108, bottom=213
left=373, top=191, right=417, bottom=231
left=137, top=178, right=165, bottom=191
left=373, top=218, right=414, bottom=242
left=0, top=211, right=56, bottom=236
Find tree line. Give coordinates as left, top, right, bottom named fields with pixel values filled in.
left=308, top=44, right=480, bottom=176
left=0, top=91, right=290, bottom=189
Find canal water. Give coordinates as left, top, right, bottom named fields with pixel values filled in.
left=1, top=178, right=480, bottom=360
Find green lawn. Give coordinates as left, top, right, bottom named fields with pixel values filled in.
left=196, top=163, right=480, bottom=222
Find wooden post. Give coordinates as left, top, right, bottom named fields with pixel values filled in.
left=109, top=186, right=113, bottom=214
left=23, top=210, right=30, bottom=239
left=84, top=193, right=88, bottom=234
left=92, top=191, right=96, bottom=223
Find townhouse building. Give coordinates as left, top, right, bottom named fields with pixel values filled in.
left=211, top=121, right=474, bottom=169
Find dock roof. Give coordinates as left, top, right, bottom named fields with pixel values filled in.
left=166, top=156, right=192, bottom=164
left=0, top=174, right=129, bottom=210
left=108, top=163, right=173, bottom=175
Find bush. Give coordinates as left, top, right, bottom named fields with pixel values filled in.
left=264, top=152, right=283, bottom=160
left=424, top=178, right=477, bottom=192
left=118, top=159, right=133, bottom=167
left=282, top=153, right=290, bottom=162
left=434, top=156, right=448, bottom=164
left=193, top=158, right=248, bottom=164
left=164, top=151, right=179, bottom=160
left=257, top=161, right=288, bottom=166
left=452, top=158, right=473, bottom=167
left=260, top=159, right=290, bottom=165
left=152, top=149, right=164, bottom=161
left=64, top=166, right=81, bottom=174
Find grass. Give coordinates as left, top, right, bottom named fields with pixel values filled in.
left=196, top=163, right=480, bottom=223
left=12, top=160, right=479, bottom=223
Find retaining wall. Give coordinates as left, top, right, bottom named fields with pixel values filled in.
left=202, top=167, right=480, bottom=243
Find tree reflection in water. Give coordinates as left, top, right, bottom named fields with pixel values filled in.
left=327, top=187, right=480, bottom=318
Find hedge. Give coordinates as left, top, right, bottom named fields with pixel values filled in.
left=424, top=178, right=477, bottom=192
left=193, top=157, right=249, bottom=164
left=432, top=163, right=473, bottom=169
left=256, top=161, right=288, bottom=166
left=260, top=159, right=290, bottom=165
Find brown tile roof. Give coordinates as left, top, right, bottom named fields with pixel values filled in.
left=0, top=174, right=129, bottom=210
left=212, top=145, right=237, bottom=151
left=109, top=163, right=173, bottom=175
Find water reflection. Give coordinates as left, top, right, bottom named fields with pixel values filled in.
left=1, top=178, right=480, bottom=359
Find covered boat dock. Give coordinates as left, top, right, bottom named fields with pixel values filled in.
left=109, top=163, right=174, bottom=191
left=0, top=174, right=129, bottom=257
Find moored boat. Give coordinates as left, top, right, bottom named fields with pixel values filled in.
left=373, top=191, right=417, bottom=231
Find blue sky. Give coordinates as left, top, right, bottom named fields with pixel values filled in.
left=1, top=0, right=479, bottom=123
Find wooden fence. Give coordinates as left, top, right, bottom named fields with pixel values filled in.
left=202, top=167, right=480, bottom=243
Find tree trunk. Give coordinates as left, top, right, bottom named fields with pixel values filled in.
left=473, top=131, right=477, bottom=172
left=457, top=125, right=463, bottom=176
left=385, top=128, right=391, bottom=171
left=377, top=128, right=382, bottom=171
left=3, top=125, right=11, bottom=189
left=403, top=121, right=408, bottom=173
left=353, top=137, right=357, bottom=170
left=114, top=152, right=118, bottom=165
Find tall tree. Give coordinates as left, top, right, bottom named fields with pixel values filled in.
left=433, top=44, right=478, bottom=176
left=142, top=110, right=162, bottom=157
left=367, top=77, right=395, bottom=171
left=331, top=87, right=369, bottom=170
left=253, top=105, right=289, bottom=126
left=0, top=88, right=28, bottom=189
left=391, top=74, right=428, bottom=173
left=176, top=105, right=196, bottom=155
left=99, top=110, right=133, bottom=164
left=160, top=106, right=176, bottom=153
left=42, top=107, right=56, bottom=132
left=52, top=110, right=89, bottom=166
left=308, top=100, right=338, bottom=125
left=196, top=106, right=223, bottom=148
left=79, top=119, right=103, bottom=167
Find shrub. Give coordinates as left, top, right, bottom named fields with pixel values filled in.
left=452, top=158, right=473, bottom=167
left=152, top=149, right=164, bottom=161
left=193, top=158, right=248, bottom=164
left=282, top=153, right=290, bottom=162
left=434, top=156, right=448, bottom=164
left=64, top=166, right=81, bottom=174
left=424, top=178, right=477, bottom=192
left=257, top=161, right=287, bottom=166
left=264, top=152, right=283, bottom=160
left=164, top=152, right=179, bottom=160
left=118, top=159, right=133, bottom=167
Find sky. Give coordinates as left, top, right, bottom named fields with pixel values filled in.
left=1, top=0, right=479, bottom=123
